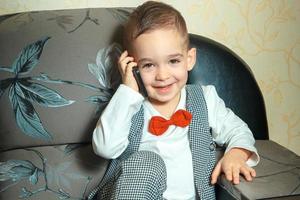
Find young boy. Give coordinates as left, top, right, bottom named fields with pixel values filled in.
left=90, top=1, right=259, bottom=200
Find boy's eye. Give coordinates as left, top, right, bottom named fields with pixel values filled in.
left=169, top=59, right=180, bottom=64
left=142, top=63, right=154, bottom=68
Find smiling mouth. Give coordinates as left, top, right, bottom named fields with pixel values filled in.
left=153, top=83, right=174, bottom=93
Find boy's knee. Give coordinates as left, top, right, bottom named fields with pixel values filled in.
left=121, top=151, right=166, bottom=177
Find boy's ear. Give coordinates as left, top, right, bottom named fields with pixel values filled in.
left=187, top=47, right=196, bottom=71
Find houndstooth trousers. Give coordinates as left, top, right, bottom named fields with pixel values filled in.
left=88, top=84, right=216, bottom=200
left=96, top=151, right=167, bottom=199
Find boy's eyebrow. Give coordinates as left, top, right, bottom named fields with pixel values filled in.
left=137, top=58, right=153, bottom=63
left=168, top=53, right=184, bottom=58
left=138, top=53, right=184, bottom=63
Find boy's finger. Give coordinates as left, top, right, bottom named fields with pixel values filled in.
left=125, top=62, right=138, bottom=74
left=210, top=162, right=221, bottom=185
left=119, top=57, right=134, bottom=68
left=118, top=52, right=128, bottom=68
left=249, top=167, right=256, bottom=177
left=240, top=167, right=252, bottom=181
left=224, top=167, right=233, bottom=182
left=118, top=57, right=134, bottom=74
left=119, top=50, right=128, bottom=60
left=232, top=167, right=240, bottom=184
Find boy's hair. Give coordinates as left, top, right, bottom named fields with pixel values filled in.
left=123, top=1, right=189, bottom=52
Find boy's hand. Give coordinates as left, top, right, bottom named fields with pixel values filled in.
left=118, top=50, right=139, bottom=92
left=211, top=148, right=256, bottom=185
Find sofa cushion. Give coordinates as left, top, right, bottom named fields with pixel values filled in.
left=0, top=143, right=108, bottom=199
left=0, top=8, right=134, bottom=150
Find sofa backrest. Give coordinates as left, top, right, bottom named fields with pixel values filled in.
left=0, top=8, right=131, bottom=151
left=188, top=34, right=269, bottom=140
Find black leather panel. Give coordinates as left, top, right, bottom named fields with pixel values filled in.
left=188, top=34, right=268, bottom=140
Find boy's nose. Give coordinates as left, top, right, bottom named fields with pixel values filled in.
left=155, top=66, right=170, bottom=81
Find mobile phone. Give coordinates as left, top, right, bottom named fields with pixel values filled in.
left=132, top=67, right=148, bottom=97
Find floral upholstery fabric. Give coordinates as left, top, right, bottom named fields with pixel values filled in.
left=0, top=144, right=107, bottom=199
left=0, top=8, right=131, bottom=150
left=0, top=7, right=129, bottom=199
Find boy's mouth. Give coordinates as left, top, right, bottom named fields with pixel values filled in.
left=153, top=83, right=174, bottom=93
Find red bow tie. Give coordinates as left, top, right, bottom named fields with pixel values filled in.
left=148, top=109, right=192, bottom=136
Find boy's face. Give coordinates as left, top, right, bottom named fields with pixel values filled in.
left=131, top=28, right=196, bottom=107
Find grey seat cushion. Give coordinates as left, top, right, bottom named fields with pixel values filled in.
left=0, top=144, right=108, bottom=200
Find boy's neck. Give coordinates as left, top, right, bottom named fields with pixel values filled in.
left=149, top=94, right=181, bottom=119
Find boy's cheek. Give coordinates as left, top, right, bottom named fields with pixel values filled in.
left=140, top=72, right=152, bottom=85
left=142, top=78, right=152, bottom=88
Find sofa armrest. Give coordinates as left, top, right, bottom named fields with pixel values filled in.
left=216, top=140, right=300, bottom=200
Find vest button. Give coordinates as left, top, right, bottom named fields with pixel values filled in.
left=209, top=142, right=216, bottom=151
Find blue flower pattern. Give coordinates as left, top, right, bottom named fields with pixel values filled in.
left=0, top=148, right=92, bottom=199
left=0, top=37, right=74, bottom=140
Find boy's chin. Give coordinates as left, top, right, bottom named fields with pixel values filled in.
left=147, top=93, right=179, bottom=105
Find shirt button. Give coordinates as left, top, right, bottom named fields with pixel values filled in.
left=209, top=142, right=216, bottom=151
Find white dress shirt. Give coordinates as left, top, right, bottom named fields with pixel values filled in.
left=92, top=84, right=259, bottom=200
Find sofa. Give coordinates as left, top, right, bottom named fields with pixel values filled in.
left=0, top=7, right=299, bottom=200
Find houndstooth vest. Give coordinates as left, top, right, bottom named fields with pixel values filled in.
left=88, top=84, right=216, bottom=200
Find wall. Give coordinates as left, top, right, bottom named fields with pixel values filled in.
left=0, top=0, right=299, bottom=155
